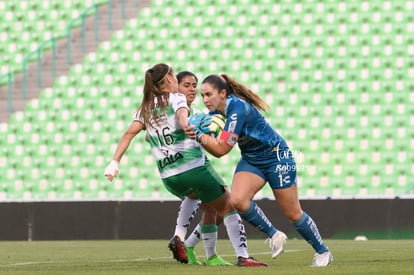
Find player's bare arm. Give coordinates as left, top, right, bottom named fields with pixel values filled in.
left=112, top=121, right=145, bottom=162
left=105, top=121, right=145, bottom=181
left=176, top=107, right=190, bottom=130
left=198, top=134, right=232, bottom=158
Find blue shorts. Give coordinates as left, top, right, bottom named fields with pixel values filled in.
left=235, top=147, right=297, bottom=189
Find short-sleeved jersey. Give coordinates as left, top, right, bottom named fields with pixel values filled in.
left=212, top=94, right=286, bottom=164
left=134, top=93, right=205, bottom=178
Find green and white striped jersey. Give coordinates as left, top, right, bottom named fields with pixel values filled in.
left=134, top=93, right=205, bottom=178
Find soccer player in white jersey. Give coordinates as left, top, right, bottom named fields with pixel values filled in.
left=104, top=63, right=267, bottom=267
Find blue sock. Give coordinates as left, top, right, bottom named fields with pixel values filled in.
left=238, top=201, right=277, bottom=238
left=294, top=212, right=329, bottom=254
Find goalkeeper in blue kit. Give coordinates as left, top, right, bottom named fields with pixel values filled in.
left=186, top=74, right=333, bottom=267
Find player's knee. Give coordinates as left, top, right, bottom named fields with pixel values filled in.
left=285, top=209, right=303, bottom=223
left=201, top=204, right=216, bottom=216
left=230, top=196, right=249, bottom=212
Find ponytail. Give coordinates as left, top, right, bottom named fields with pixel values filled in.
left=221, top=74, right=269, bottom=112
left=139, top=64, right=171, bottom=126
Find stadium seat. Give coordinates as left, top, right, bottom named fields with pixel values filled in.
left=1, top=0, right=413, bottom=200
left=0, top=1, right=106, bottom=75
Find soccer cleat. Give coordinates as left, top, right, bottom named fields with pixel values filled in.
left=266, top=230, right=288, bottom=258
left=204, top=254, right=233, bottom=266
left=311, top=251, right=333, bottom=267
left=236, top=256, right=268, bottom=267
left=168, top=235, right=188, bottom=264
left=185, top=247, right=202, bottom=265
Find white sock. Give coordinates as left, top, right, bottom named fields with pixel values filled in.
left=184, top=224, right=202, bottom=247
left=201, top=225, right=218, bottom=259
left=173, top=198, right=201, bottom=240
left=223, top=212, right=249, bottom=258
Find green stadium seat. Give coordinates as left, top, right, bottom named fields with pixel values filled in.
left=1, top=0, right=413, bottom=200
left=0, top=1, right=105, bottom=76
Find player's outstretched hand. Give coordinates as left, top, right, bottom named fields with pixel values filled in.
left=104, top=160, right=119, bottom=181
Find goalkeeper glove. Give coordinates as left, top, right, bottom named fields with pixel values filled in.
left=104, top=160, right=119, bottom=181
left=188, top=113, right=212, bottom=140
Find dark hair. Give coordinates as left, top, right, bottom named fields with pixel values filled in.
left=177, top=71, right=198, bottom=84
left=146, top=63, right=172, bottom=89
left=139, top=63, right=173, bottom=127
left=202, top=74, right=269, bottom=112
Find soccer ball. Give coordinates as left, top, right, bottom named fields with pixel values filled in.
left=207, top=114, right=226, bottom=138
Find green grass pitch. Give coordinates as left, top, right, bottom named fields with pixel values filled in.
left=0, top=239, right=413, bottom=274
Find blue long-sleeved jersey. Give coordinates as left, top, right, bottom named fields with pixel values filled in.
left=211, top=94, right=288, bottom=164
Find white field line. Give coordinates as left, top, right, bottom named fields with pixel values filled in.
left=0, top=261, right=62, bottom=267
left=109, top=249, right=306, bottom=262
left=0, top=249, right=306, bottom=267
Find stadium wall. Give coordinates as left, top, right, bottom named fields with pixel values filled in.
left=1, top=199, right=413, bottom=241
